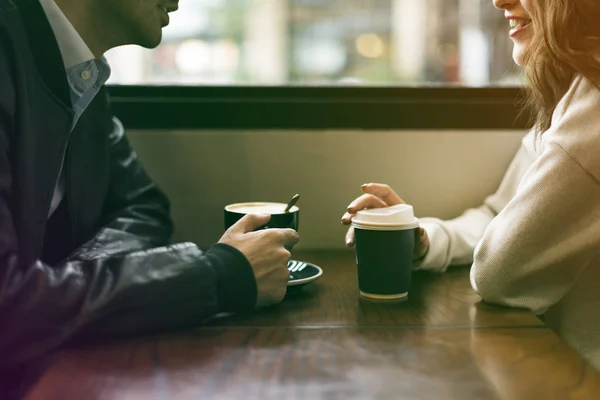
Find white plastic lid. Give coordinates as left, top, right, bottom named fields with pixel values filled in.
left=351, top=204, right=419, bottom=231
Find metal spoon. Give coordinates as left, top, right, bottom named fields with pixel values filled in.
left=284, top=193, right=300, bottom=213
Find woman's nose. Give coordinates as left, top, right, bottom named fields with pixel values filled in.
left=492, top=0, right=518, bottom=10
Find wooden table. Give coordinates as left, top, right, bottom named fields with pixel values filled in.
left=17, top=251, right=600, bottom=399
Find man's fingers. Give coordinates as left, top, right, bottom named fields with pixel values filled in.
left=361, top=183, right=404, bottom=206
left=229, top=213, right=271, bottom=234
left=278, top=228, right=300, bottom=248
left=345, top=226, right=355, bottom=247
left=346, top=193, right=387, bottom=214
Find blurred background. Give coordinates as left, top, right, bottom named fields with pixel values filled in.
left=106, top=0, right=521, bottom=87
left=109, top=0, right=527, bottom=249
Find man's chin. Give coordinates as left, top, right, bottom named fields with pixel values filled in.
left=135, top=30, right=163, bottom=50
left=141, top=38, right=162, bottom=50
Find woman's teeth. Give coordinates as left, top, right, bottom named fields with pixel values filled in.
left=510, top=19, right=530, bottom=29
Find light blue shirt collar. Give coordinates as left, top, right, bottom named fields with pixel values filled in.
left=38, top=0, right=111, bottom=122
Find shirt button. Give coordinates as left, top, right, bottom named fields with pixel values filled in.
left=81, top=70, right=91, bottom=79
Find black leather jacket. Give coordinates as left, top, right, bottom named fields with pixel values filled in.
left=0, top=0, right=257, bottom=367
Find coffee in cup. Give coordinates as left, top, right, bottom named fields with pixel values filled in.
left=224, top=202, right=299, bottom=231
left=351, top=204, right=418, bottom=300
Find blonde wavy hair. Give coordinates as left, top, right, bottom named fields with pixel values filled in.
left=523, top=0, right=600, bottom=133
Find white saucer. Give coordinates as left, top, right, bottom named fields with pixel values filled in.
left=287, top=259, right=323, bottom=287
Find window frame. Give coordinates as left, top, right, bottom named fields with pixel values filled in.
left=107, top=85, right=530, bottom=130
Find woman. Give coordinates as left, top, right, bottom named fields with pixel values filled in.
left=342, top=0, right=600, bottom=369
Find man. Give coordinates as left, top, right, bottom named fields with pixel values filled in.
left=0, top=0, right=299, bottom=367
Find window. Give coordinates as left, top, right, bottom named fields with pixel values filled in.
left=105, top=0, right=521, bottom=86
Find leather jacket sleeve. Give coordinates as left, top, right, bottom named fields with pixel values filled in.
left=66, top=116, right=175, bottom=260
left=0, top=48, right=257, bottom=368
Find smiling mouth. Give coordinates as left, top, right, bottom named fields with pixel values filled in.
left=157, top=3, right=178, bottom=13
left=157, top=6, right=170, bottom=27
left=509, top=19, right=531, bottom=30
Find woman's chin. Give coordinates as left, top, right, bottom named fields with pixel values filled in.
left=512, top=44, right=530, bottom=67
left=512, top=53, right=525, bottom=67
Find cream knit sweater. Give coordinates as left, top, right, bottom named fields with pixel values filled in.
left=415, top=75, right=600, bottom=370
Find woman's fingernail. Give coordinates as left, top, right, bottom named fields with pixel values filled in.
left=361, top=183, right=369, bottom=189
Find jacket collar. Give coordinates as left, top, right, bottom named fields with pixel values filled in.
left=16, top=0, right=72, bottom=108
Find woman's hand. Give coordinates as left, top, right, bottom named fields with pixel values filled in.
left=341, top=183, right=430, bottom=260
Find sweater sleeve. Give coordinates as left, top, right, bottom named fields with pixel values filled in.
left=470, top=142, right=600, bottom=314
left=471, top=76, right=600, bottom=315
left=414, top=135, right=534, bottom=272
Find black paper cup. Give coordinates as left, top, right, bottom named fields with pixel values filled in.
left=224, top=202, right=299, bottom=232
left=352, top=205, right=419, bottom=300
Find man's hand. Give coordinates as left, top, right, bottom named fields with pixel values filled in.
left=341, top=183, right=429, bottom=260
left=219, top=213, right=300, bottom=308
